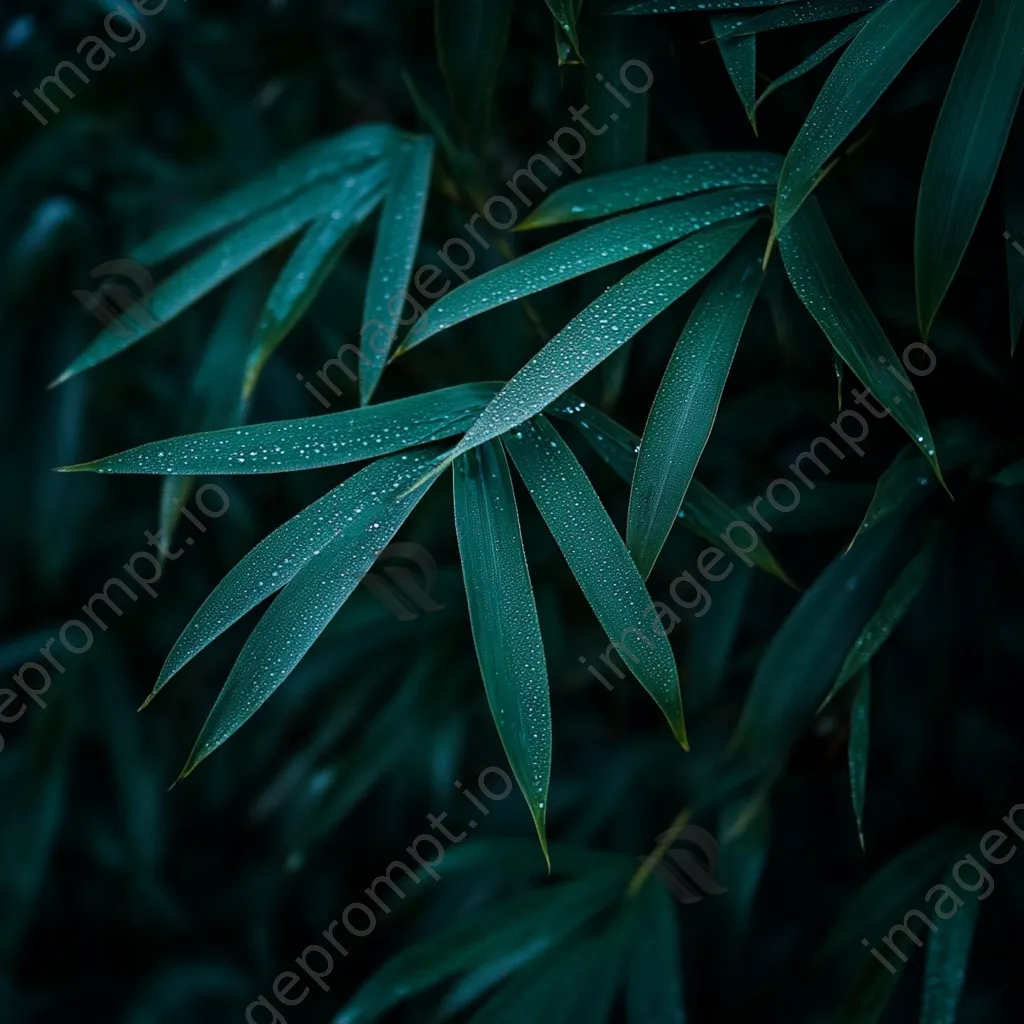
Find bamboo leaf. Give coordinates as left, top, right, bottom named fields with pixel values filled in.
left=626, top=881, right=685, bottom=1024
left=60, top=381, right=501, bottom=477
left=448, top=217, right=758, bottom=458
left=360, top=135, right=435, bottom=404
left=916, top=0, right=1024, bottom=337
left=400, top=187, right=773, bottom=353
left=520, top=153, right=781, bottom=229
left=628, top=237, right=764, bottom=579
left=772, top=0, right=961, bottom=240
left=848, top=666, right=871, bottom=851
left=544, top=0, right=584, bottom=58
left=504, top=415, right=687, bottom=747
left=718, top=0, right=880, bottom=37
left=779, top=198, right=942, bottom=480
left=712, top=15, right=758, bottom=130
left=453, top=441, right=552, bottom=861
left=614, top=0, right=799, bottom=12
left=920, top=896, right=980, bottom=1024
left=180, top=448, right=442, bottom=774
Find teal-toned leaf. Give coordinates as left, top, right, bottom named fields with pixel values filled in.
left=614, top=0, right=798, bottom=11
left=448, top=217, right=758, bottom=459
left=54, top=165, right=388, bottom=386
left=779, top=198, right=942, bottom=479
left=718, top=797, right=770, bottom=939
left=544, top=0, right=584, bottom=57
left=756, top=17, right=869, bottom=112
left=1005, top=114, right=1024, bottom=353
left=520, top=153, right=781, bottom=229
left=401, top=188, right=772, bottom=354
left=822, top=540, right=935, bottom=710
left=453, top=441, right=552, bottom=861
left=332, top=870, right=627, bottom=1024
left=994, top=458, right=1024, bottom=485
left=547, top=395, right=790, bottom=583
left=772, top=0, right=961, bottom=240
left=242, top=187, right=381, bottom=401
left=712, top=14, right=758, bottom=129
left=628, top=238, right=765, bottom=579
left=626, top=881, right=685, bottom=1024
left=734, top=510, right=911, bottom=758
left=435, top=0, right=514, bottom=149
left=848, top=666, right=871, bottom=851
left=180, top=448, right=441, bottom=775
left=60, top=381, right=501, bottom=477
left=838, top=959, right=902, bottom=1024
left=916, top=0, right=1024, bottom=337
left=717, top=0, right=880, bottom=36
left=921, top=895, right=980, bottom=1024
left=133, top=124, right=395, bottom=265
left=360, top=135, right=436, bottom=404
left=504, top=415, right=687, bottom=747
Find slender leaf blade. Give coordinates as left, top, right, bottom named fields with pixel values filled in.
left=712, top=15, right=758, bottom=128
left=921, top=896, right=980, bottom=1024
left=848, top=667, right=871, bottom=851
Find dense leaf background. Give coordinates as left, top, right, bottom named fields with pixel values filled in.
left=2, top=0, right=1024, bottom=1021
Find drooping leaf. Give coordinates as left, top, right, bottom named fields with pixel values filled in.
left=712, top=14, right=758, bottom=129
left=241, top=187, right=381, bottom=401
left=435, top=0, right=514, bottom=149
left=180, top=448, right=442, bottom=775
left=544, top=0, right=584, bottom=59
left=360, top=135, right=436, bottom=404
left=453, top=441, right=552, bottom=861
left=54, top=165, right=388, bottom=386
left=628, top=237, right=765, bottom=579
left=772, top=0, right=961, bottom=240
left=626, top=879, right=685, bottom=1024
left=822, top=539, right=935, bottom=710
left=60, top=381, right=501, bottom=477
left=716, top=0, right=880, bottom=37
left=448, top=217, right=758, bottom=458
left=779, top=198, right=942, bottom=479
left=332, top=869, right=627, bottom=1024
left=614, top=0, right=799, bottom=12
left=400, top=188, right=772, bottom=353
left=504, top=415, right=687, bottom=747
left=718, top=797, right=770, bottom=939
left=848, top=666, right=871, bottom=851
left=756, top=17, right=869, bottom=112
left=547, top=395, right=790, bottom=583
left=920, top=895, right=980, bottom=1024
left=520, top=153, right=781, bottom=229
left=916, top=0, right=1024, bottom=338
left=132, top=124, right=395, bottom=265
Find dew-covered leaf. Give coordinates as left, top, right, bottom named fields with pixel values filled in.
left=504, top=416, right=687, bottom=748
left=779, top=198, right=941, bottom=479
left=448, top=217, right=758, bottom=458
left=628, top=237, right=764, bottom=579
left=916, top=0, right=1024, bottom=338
left=772, top=0, right=961, bottom=239
left=544, top=0, right=584, bottom=58
left=712, top=14, right=758, bottom=129
left=132, top=125, right=395, bottom=266
left=401, top=188, right=772, bottom=352
left=180, top=447, right=441, bottom=774
left=360, top=135, right=435, bottom=404
left=848, top=666, right=871, bottom=851
left=453, top=440, right=552, bottom=861
left=716, top=0, right=879, bottom=37
left=613, top=0, right=799, bottom=12
left=61, top=381, right=501, bottom=477
left=520, top=154, right=781, bottom=229
left=55, top=165, right=388, bottom=386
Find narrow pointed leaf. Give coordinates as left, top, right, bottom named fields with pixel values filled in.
left=756, top=17, right=868, bottom=111
left=994, top=458, right=1024, bottom=486
left=333, top=871, right=626, bottom=1024
left=55, top=166, right=388, bottom=385
left=628, top=239, right=764, bottom=579
left=402, top=188, right=773, bottom=352
left=360, top=135, right=435, bottom=404
left=822, top=540, right=935, bottom=709
left=614, top=0, right=798, bottom=11
left=449, top=217, right=758, bottom=458
left=61, top=381, right=502, bottom=477
left=547, top=395, right=790, bottom=583
left=916, top=0, right=1024, bottom=337
left=773, top=0, right=960, bottom=238
left=520, top=153, right=782, bottom=229
left=181, top=448, right=441, bottom=774
left=718, top=0, right=880, bottom=37
left=242, top=190, right=381, bottom=401
left=504, top=416, right=687, bottom=747
left=779, top=198, right=941, bottom=478
left=453, top=441, right=552, bottom=860
left=133, top=125, right=395, bottom=265
left=627, top=882, right=685, bottom=1024
left=544, top=0, right=583, bottom=56
left=848, top=667, right=871, bottom=851
left=712, top=15, right=758, bottom=128
left=921, top=895, right=980, bottom=1024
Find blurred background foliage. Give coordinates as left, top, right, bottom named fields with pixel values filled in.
left=2, top=0, right=1024, bottom=1021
